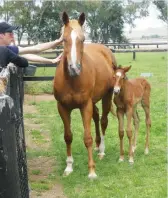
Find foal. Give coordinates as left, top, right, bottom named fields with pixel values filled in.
left=113, top=66, right=151, bottom=163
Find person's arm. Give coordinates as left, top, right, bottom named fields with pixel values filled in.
left=18, top=35, right=63, bottom=55
left=21, top=53, right=62, bottom=64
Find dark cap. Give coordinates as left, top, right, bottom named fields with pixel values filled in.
left=0, top=22, right=19, bottom=33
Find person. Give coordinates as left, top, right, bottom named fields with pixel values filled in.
left=0, top=22, right=63, bottom=65
left=0, top=46, right=28, bottom=69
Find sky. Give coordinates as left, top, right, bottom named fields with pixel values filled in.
left=124, top=2, right=167, bottom=37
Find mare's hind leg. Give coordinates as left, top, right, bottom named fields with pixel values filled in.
left=141, top=89, right=151, bottom=154
left=132, top=109, right=140, bottom=153
left=92, top=104, right=101, bottom=151
left=80, top=99, right=97, bottom=179
left=99, top=91, right=112, bottom=159
left=57, top=102, right=73, bottom=176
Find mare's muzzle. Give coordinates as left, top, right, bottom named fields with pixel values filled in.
left=68, top=63, right=81, bottom=77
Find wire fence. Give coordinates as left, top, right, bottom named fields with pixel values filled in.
left=0, top=65, right=29, bottom=198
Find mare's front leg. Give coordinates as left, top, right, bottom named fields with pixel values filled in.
left=126, top=106, right=134, bottom=164
left=80, top=99, right=97, bottom=179
left=57, top=102, right=73, bottom=176
left=117, top=108, right=125, bottom=162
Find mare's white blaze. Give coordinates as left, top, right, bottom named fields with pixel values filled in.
left=98, top=136, right=105, bottom=156
left=71, top=30, right=77, bottom=66
left=116, top=72, right=122, bottom=77
left=64, top=156, right=74, bottom=174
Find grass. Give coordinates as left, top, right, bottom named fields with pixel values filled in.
left=26, top=52, right=167, bottom=198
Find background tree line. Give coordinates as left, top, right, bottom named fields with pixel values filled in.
left=0, top=0, right=167, bottom=45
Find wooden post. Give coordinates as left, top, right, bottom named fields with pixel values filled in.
left=0, top=96, right=21, bottom=198
left=0, top=65, right=29, bottom=198
left=133, top=51, right=136, bottom=60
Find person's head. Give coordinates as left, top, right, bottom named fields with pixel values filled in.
left=0, top=22, right=18, bottom=45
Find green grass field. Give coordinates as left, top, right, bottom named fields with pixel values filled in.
left=26, top=52, right=167, bottom=198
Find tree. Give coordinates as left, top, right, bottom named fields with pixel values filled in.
left=0, top=0, right=152, bottom=44
left=153, top=0, right=167, bottom=23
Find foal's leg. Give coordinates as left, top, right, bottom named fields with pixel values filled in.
left=57, top=102, right=73, bottom=176
left=92, top=104, right=101, bottom=151
left=141, top=89, right=151, bottom=154
left=99, top=92, right=112, bottom=159
left=117, top=108, right=125, bottom=162
left=126, top=106, right=134, bottom=164
left=132, top=109, right=140, bottom=152
left=80, top=99, right=97, bottom=179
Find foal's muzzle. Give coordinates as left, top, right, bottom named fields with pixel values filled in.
left=114, top=86, right=120, bottom=95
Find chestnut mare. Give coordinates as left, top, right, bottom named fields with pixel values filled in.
left=113, top=66, right=151, bottom=164
left=53, top=12, right=117, bottom=179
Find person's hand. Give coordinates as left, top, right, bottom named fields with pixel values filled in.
left=52, top=34, right=64, bottom=48
left=57, top=33, right=63, bottom=43
left=51, top=53, right=63, bottom=64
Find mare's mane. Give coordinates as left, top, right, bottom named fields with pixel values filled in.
left=61, top=19, right=85, bottom=41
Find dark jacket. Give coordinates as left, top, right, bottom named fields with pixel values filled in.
left=0, top=46, right=28, bottom=70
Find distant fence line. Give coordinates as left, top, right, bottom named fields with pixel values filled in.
left=20, top=41, right=168, bottom=49
left=23, top=47, right=167, bottom=82
left=39, top=47, right=167, bottom=62
left=104, top=42, right=168, bottom=49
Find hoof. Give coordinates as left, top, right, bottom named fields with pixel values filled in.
left=119, top=157, right=124, bottom=162
left=88, top=172, right=97, bottom=179
left=98, top=152, right=105, bottom=160
left=94, top=147, right=99, bottom=152
left=128, top=158, right=134, bottom=165
left=144, top=148, right=149, bottom=155
left=63, top=169, right=73, bottom=177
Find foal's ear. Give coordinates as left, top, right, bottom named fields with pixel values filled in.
left=78, top=13, right=85, bottom=26
left=62, top=12, right=69, bottom=25
left=124, top=65, right=132, bottom=73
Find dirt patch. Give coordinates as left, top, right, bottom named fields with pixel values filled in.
left=29, top=157, right=66, bottom=198
left=24, top=94, right=67, bottom=198
left=24, top=94, right=55, bottom=103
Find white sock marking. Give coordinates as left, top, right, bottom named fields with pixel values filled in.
left=64, top=156, right=74, bottom=173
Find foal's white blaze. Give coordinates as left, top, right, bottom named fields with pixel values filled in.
left=116, top=72, right=122, bottom=77
left=71, top=30, right=77, bottom=66
left=64, top=156, right=74, bottom=176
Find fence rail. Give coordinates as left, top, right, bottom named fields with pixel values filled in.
left=23, top=44, right=167, bottom=82
left=104, top=42, right=168, bottom=49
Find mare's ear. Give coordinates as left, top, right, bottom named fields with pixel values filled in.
left=62, top=12, right=69, bottom=25
left=124, top=65, right=131, bottom=73
left=78, top=13, right=85, bottom=26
